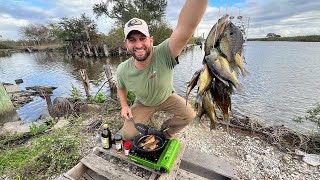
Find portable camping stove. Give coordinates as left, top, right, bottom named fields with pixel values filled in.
left=128, top=139, right=180, bottom=173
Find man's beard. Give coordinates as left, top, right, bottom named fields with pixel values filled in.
left=130, top=47, right=151, bottom=62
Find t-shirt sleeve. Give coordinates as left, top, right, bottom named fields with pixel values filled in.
left=155, top=38, right=178, bottom=69
left=116, top=63, right=126, bottom=90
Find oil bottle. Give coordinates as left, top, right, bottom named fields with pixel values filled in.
left=101, top=124, right=112, bottom=149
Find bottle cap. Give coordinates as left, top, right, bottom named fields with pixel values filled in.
left=124, top=141, right=131, bottom=149
left=115, top=134, right=122, bottom=140
left=102, top=124, right=109, bottom=129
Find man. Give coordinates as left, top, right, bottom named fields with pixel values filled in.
left=117, top=0, right=208, bottom=141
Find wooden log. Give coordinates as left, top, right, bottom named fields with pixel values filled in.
left=79, top=69, right=90, bottom=97
left=81, top=153, right=144, bottom=180
left=94, top=46, right=98, bottom=57
left=86, top=43, right=93, bottom=57
left=103, top=44, right=109, bottom=57
left=103, top=63, right=117, bottom=98
left=118, top=47, right=122, bottom=56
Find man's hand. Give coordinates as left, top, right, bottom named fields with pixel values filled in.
left=120, top=106, right=132, bottom=121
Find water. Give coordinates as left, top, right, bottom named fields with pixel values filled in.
left=1, top=41, right=320, bottom=133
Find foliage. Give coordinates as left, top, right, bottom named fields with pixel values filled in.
left=29, top=122, right=50, bottom=136
left=70, top=84, right=83, bottom=101
left=0, top=43, right=13, bottom=49
left=104, top=27, right=125, bottom=50
left=249, top=35, right=320, bottom=42
left=0, top=117, right=82, bottom=178
left=50, top=13, right=98, bottom=41
left=188, top=36, right=204, bottom=45
left=95, top=91, right=106, bottom=103
left=266, top=33, right=281, bottom=38
left=19, top=24, right=51, bottom=44
left=93, top=0, right=167, bottom=27
left=149, top=21, right=173, bottom=45
left=293, top=103, right=320, bottom=127
left=126, top=91, right=136, bottom=106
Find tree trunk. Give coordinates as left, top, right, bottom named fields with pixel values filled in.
left=103, top=63, right=117, bottom=99
left=103, top=44, right=109, bottom=57
left=79, top=69, right=90, bottom=97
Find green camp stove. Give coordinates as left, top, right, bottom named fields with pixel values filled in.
left=128, top=139, right=180, bottom=173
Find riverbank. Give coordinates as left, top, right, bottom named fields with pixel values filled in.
left=248, top=35, right=320, bottom=42
left=1, top=103, right=320, bottom=179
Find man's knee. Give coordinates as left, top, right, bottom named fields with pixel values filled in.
left=122, top=130, right=137, bottom=141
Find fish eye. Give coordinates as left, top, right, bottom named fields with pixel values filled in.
left=230, top=32, right=233, bottom=35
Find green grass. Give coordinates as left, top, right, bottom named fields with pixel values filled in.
left=0, top=116, right=83, bottom=179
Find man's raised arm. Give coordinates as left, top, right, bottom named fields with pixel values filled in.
left=169, top=0, right=208, bottom=58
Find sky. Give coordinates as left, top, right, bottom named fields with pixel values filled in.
left=0, top=0, right=319, bottom=40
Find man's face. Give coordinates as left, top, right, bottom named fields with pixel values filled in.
left=125, top=31, right=153, bottom=62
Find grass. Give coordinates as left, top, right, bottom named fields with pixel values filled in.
left=0, top=116, right=83, bottom=179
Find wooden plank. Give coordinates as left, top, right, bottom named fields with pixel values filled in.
left=180, top=148, right=239, bottom=179
left=86, top=169, right=107, bottom=180
left=176, top=169, right=210, bottom=180
left=158, top=137, right=186, bottom=180
left=64, top=161, right=88, bottom=179
left=81, top=153, right=144, bottom=180
left=81, top=172, right=94, bottom=180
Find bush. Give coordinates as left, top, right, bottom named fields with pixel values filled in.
left=293, top=103, right=320, bottom=127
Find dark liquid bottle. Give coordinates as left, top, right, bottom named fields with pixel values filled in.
left=101, top=124, right=112, bottom=149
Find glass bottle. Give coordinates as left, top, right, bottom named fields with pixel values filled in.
left=101, top=124, right=112, bottom=149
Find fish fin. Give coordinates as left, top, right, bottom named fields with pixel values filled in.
left=240, top=68, right=250, bottom=78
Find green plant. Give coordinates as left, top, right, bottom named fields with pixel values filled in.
left=29, top=122, right=50, bottom=136
left=70, top=84, right=82, bottom=101
left=127, top=91, right=136, bottom=106
left=293, top=103, right=320, bottom=127
left=95, top=91, right=106, bottom=103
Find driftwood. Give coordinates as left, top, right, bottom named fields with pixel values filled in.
left=79, top=69, right=90, bottom=97
left=103, top=63, right=117, bottom=98
left=215, top=116, right=320, bottom=154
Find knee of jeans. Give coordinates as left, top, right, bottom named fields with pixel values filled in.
left=183, top=110, right=196, bottom=124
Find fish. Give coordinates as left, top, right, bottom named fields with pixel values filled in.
left=202, top=91, right=217, bottom=130
left=206, top=52, right=243, bottom=92
left=186, top=68, right=202, bottom=105
left=219, top=22, right=244, bottom=71
left=204, top=14, right=230, bottom=56
left=193, top=91, right=217, bottom=130
left=197, top=64, right=213, bottom=95
left=235, top=52, right=249, bottom=77
left=143, top=140, right=159, bottom=151
left=210, top=80, right=232, bottom=120
left=140, top=135, right=155, bottom=147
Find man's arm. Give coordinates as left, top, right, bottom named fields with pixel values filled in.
left=169, top=0, right=208, bottom=58
left=118, top=88, right=132, bottom=120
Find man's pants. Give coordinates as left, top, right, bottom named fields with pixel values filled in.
left=122, top=93, right=196, bottom=141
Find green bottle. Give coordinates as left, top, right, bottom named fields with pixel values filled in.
left=101, top=124, right=112, bottom=149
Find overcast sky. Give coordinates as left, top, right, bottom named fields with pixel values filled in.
left=0, top=0, right=319, bottom=40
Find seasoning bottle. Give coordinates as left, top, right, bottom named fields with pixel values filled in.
left=124, top=141, right=131, bottom=156
left=115, top=134, right=123, bottom=153
left=101, top=124, right=112, bottom=149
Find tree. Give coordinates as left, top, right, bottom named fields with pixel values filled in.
left=50, top=14, right=98, bottom=41
left=93, top=0, right=167, bottom=26
left=266, top=33, right=281, bottom=38
left=20, top=24, right=51, bottom=45
left=93, top=0, right=172, bottom=45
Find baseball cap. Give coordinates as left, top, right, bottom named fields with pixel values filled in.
left=124, top=18, right=150, bottom=39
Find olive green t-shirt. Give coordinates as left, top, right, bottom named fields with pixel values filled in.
left=116, top=39, right=178, bottom=107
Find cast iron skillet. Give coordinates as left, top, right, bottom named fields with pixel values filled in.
left=133, top=128, right=168, bottom=154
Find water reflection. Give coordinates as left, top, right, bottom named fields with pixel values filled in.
left=1, top=42, right=320, bottom=134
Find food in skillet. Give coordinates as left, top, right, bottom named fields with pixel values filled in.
left=139, top=135, right=159, bottom=151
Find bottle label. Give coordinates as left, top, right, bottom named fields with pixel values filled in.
left=116, top=142, right=122, bottom=152
left=101, top=137, right=110, bottom=149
